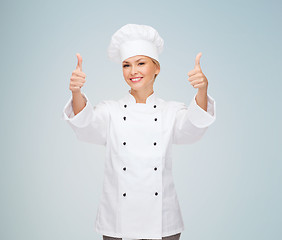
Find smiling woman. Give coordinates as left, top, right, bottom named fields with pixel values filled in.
left=121, top=55, right=160, bottom=101
left=63, top=23, right=216, bottom=240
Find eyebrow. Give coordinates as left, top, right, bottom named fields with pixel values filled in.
left=122, top=58, right=146, bottom=64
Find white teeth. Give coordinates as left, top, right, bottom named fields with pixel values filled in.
left=131, top=77, right=142, bottom=82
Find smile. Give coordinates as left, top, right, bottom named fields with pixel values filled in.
left=130, top=77, right=143, bottom=82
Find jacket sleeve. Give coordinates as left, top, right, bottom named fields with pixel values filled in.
left=172, top=93, right=216, bottom=144
left=61, top=92, right=110, bottom=145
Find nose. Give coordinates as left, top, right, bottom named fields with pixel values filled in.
left=130, top=65, right=138, bottom=75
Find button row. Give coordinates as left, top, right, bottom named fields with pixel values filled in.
left=123, top=116, right=158, bottom=121
left=122, top=142, right=157, bottom=146
left=122, top=167, right=157, bottom=171
left=123, top=104, right=157, bottom=108
left=122, top=192, right=159, bottom=197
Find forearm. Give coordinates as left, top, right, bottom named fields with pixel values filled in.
left=72, top=91, right=86, bottom=116
left=195, top=89, right=208, bottom=112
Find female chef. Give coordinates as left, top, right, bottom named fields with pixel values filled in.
left=62, top=24, right=216, bottom=240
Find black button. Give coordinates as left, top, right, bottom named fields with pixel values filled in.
left=123, top=116, right=126, bottom=120
left=153, top=105, right=157, bottom=108
left=123, top=193, right=126, bottom=197
left=155, top=192, right=158, bottom=196
left=123, top=167, right=126, bottom=171
left=154, top=118, right=157, bottom=121
left=153, top=142, right=157, bottom=146
left=154, top=167, right=157, bottom=171
left=124, top=104, right=127, bottom=108
left=123, top=142, right=126, bottom=145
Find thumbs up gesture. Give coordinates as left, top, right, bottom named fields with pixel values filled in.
left=69, top=53, right=86, bottom=93
left=187, top=52, right=208, bottom=92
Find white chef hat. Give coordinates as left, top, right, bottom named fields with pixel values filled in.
left=107, top=23, right=164, bottom=64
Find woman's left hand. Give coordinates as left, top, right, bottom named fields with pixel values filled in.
left=187, top=52, right=208, bottom=92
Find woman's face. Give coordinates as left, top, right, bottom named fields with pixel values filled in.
left=122, top=55, right=160, bottom=92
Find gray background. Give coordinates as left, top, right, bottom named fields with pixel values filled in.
left=1, top=0, right=281, bottom=239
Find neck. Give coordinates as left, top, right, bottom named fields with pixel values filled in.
left=130, top=89, right=154, bottom=104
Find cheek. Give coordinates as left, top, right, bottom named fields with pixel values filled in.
left=122, top=69, right=128, bottom=77
left=142, top=67, right=154, bottom=76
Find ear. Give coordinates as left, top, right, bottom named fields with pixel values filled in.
left=155, top=65, right=160, bottom=75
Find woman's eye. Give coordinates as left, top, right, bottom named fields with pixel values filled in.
left=123, top=63, right=144, bottom=68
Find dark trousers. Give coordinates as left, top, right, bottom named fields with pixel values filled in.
left=103, top=232, right=181, bottom=240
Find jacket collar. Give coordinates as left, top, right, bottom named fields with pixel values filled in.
left=125, top=89, right=157, bottom=106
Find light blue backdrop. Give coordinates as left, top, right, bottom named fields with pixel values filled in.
left=0, top=0, right=281, bottom=239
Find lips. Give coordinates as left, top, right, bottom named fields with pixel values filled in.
left=130, top=77, right=143, bottom=82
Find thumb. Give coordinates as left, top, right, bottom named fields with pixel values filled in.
left=194, top=52, right=202, bottom=71
left=76, top=53, right=83, bottom=71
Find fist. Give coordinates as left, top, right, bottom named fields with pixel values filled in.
left=69, top=53, right=86, bottom=93
left=187, top=52, right=208, bottom=91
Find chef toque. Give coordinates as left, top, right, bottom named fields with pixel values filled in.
left=107, top=23, right=164, bottom=64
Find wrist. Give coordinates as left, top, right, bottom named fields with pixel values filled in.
left=72, top=90, right=82, bottom=96
left=197, top=88, right=207, bottom=96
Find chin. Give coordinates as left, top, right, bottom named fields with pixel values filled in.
left=127, top=81, right=144, bottom=88
left=130, top=86, right=142, bottom=91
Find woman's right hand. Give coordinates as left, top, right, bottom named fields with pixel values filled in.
left=69, top=53, right=86, bottom=93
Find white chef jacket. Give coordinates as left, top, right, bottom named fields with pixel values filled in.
left=62, top=90, right=216, bottom=240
